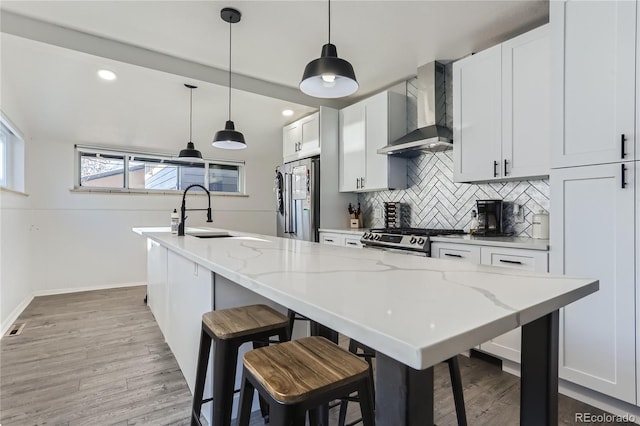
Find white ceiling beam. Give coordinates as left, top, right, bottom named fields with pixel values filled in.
left=1, top=10, right=347, bottom=109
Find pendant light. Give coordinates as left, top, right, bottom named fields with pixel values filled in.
left=212, top=7, right=247, bottom=150
left=178, top=84, right=203, bottom=160
left=300, top=0, right=358, bottom=99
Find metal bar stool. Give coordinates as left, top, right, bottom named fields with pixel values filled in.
left=236, top=336, right=375, bottom=426
left=191, top=304, right=289, bottom=426
left=337, top=342, right=468, bottom=426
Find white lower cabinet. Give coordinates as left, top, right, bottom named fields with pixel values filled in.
left=478, top=246, right=548, bottom=362
left=431, top=242, right=548, bottom=363
left=430, top=242, right=481, bottom=264
left=319, top=231, right=363, bottom=248
left=146, top=240, right=168, bottom=336
left=166, top=250, right=213, bottom=394
left=550, top=163, right=636, bottom=404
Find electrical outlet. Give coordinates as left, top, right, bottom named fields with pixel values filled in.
left=513, top=205, right=524, bottom=223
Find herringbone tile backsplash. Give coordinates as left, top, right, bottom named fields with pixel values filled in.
left=357, top=151, right=549, bottom=237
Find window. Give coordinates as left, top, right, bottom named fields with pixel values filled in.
left=76, top=146, right=244, bottom=194
left=0, top=113, right=26, bottom=192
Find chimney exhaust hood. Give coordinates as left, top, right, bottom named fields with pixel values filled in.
left=378, top=61, right=452, bottom=157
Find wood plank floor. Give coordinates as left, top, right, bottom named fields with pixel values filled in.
left=0, top=286, right=632, bottom=425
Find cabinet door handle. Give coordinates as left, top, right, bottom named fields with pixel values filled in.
left=621, top=134, right=626, bottom=159
left=493, top=161, right=499, bottom=177
left=504, top=159, right=508, bottom=176
left=621, top=164, right=627, bottom=189
left=499, top=259, right=523, bottom=265
left=361, top=177, right=365, bottom=188
left=356, top=178, right=360, bottom=189
left=445, top=253, right=463, bottom=258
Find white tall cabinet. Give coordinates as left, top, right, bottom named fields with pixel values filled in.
left=551, top=0, right=636, bottom=168
left=550, top=164, right=636, bottom=403
left=550, top=0, right=639, bottom=407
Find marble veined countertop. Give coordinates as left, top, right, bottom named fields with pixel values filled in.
left=133, top=227, right=597, bottom=370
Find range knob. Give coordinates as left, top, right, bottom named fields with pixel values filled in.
left=364, top=233, right=371, bottom=240
left=417, top=238, right=425, bottom=245
left=374, top=234, right=382, bottom=241
left=409, top=237, right=417, bottom=244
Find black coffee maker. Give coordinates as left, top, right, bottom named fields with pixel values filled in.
left=475, top=200, right=514, bottom=236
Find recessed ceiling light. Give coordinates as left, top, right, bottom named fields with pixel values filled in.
left=282, top=109, right=294, bottom=117
left=97, top=69, right=117, bottom=81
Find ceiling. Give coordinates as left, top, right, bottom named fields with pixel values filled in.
left=0, top=1, right=548, bottom=155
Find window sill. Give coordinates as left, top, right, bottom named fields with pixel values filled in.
left=1, top=186, right=29, bottom=197
left=70, top=187, right=248, bottom=197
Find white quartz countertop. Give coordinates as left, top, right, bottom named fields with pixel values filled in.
left=319, top=228, right=368, bottom=236
left=430, top=234, right=550, bottom=251
left=134, top=227, right=596, bottom=370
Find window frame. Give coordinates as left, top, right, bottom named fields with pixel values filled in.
left=0, top=111, right=26, bottom=193
left=75, top=145, right=245, bottom=195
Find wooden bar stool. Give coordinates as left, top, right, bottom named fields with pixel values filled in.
left=191, top=304, right=289, bottom=426
left=236, top=336, right=375, bottom=426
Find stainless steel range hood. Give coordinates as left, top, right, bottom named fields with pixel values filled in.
left=378, top=61, right=452, bottom=157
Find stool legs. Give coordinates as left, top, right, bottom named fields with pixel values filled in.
left=191, top=327, right=212, bottom=426
left=212, top=339, right=239, bottom=426
left=447, top=356, right=468, bottom=426
left=357, top=376, right=375, bottom=426
left=237, top=371, right=255, bottom=426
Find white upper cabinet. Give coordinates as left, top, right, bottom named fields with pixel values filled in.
left=283, top=112, right=320, bottom=163
left=453, top=44, right=502, bottom=182
left=339, top=101, right=366, bottom=191
left=454, top=25, right=550, bottom=183
left=339, top=85, right=407, bottom=192
left=502, top=25, right=551, bottom=179
left=551, top=0, right=636, bottom=168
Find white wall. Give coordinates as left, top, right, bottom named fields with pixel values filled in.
left=25, top=135, right=280, bottom=295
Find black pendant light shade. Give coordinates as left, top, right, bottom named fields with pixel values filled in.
left=179, top=141, right=202, bottom=159
left=213, top=7, right=247, bottom=150
left=299, top=0, right=358, bottom=98
left=213, top=120, right=246, bottom=150
left=178, top=84, right=203, bottom=160
left=300, top=43, right=358, bottom=98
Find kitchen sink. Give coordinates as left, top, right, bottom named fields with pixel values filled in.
left=186, top=231, right=234, bottom=238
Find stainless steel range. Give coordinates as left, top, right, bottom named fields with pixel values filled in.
left=360, top=228, right=466, bottom=256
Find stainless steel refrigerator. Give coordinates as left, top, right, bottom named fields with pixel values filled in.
left=275, top=156, right=320, bottom=242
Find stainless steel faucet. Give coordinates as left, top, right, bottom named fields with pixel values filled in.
left=178, top=184, right=213, bottom=236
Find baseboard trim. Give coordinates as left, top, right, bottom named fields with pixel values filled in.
left=1, top=292, right=35, bottom=337
left=32, top=281, right=146, bottom=297
left=558, top=380, right=640, bottom=424
left=496, top=361, right=640, bottom=424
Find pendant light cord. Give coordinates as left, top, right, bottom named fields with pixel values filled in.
left=228, top=19, right=232, bottom=121
left=328, top=0, right=331, bottom=44
left=189, top=87, right=193, bottom=141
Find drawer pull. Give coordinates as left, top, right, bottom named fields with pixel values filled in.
left=499, top=259, right=523, bottom=265
left=346, top=242, right=358, bottom=246
left=325, top=239, right=334, bottom=243
left=445, top=253, right=463, bottom=258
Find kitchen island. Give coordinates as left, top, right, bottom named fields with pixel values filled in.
left=134, top=227, right=598, bottom=426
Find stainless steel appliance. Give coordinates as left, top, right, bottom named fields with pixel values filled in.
left=360, top=228, right=465, bottom=256
left=378, top=61, right=453, bottom=156
left=276, top=156, right=320, bottom=242
left=475, top=200, right=514, bottom=236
